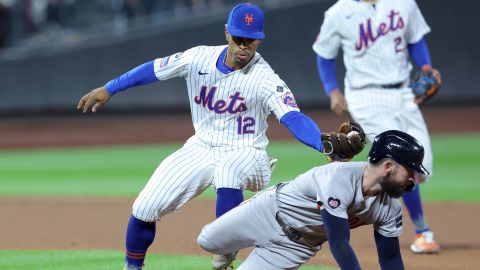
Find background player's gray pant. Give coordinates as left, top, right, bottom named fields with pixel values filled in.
left=198, top=188, right=321, bottom=270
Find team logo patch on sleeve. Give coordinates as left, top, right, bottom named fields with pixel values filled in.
left=281, top=92, right=298, bottom=108
left=277, top=85, right=284, bottom=92
left=327, top=197, right=341, bottom=209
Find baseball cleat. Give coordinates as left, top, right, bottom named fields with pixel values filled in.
left=123, top=264, right=143, bottom=270
left=212, top=252, right=237, bottom=270
left=410, top=231, right=440, bottom=254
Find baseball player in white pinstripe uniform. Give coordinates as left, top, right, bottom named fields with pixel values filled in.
left=313, top=0, right=441, bottom=254
left=77, top=3, right=361, bottom=270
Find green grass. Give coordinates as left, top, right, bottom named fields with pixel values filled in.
left=0, top=134, right=479, bottom=201
left=0, top=250, right=334, bottom=270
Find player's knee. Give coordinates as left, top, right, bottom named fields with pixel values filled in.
left=197, top=225, right=221, bottom=253
left=132, top=198, right=160, bottom=222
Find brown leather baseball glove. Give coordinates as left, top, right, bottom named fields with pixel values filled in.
left=321, top=121, right=366, bottom=162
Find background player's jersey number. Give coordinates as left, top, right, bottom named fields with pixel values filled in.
left=394, top=37, right=404, bottom=53
left=237, top=116, right=255, bottom=134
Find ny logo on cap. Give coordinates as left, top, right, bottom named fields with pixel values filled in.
left=245, top=14, right=254, bottom=25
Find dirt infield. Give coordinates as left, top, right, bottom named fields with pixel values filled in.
left=2, top=106, right=480, bottom=269
left=2, top=197, right=480, bottom=269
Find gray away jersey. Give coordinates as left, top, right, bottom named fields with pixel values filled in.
left=153, top=45, right=299, bottom=149
left=277, top=162, right=403, bottom=240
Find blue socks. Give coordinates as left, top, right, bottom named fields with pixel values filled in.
left=124, top=188, right=242, bottom=267
left=216, top=188, right=243, bottom=218
left=402, top=185, right=429, bottom=233
left=125, top=215, right=156, bottom=267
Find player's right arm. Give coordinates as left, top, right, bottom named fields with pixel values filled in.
left=77, top=61, right=157, bottom=113
left=321, top=209, right=361, bottom=270
left=374, top=231, right=404, bottom=270
left=77, top=47, right=197, bottom=113
left=312, top=13, right=347, bottom=116
left=316, top=168, right=361, bottom=269
left=316, top=56, right=348, bottom=116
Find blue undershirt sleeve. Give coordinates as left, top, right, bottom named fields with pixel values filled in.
left=407, top=38, right=432, bottom=68
left=316, top=54, right=338, bottom=96
left=374, top=231, right=404, bottom=270
left=280, top=111, right=323, bottom=152
left=321, top=209, right=362, bottom=270
left=105, top=61, right=158, bottom=96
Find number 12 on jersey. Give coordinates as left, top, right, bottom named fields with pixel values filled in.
left=237, top=116, right=255, bottom=134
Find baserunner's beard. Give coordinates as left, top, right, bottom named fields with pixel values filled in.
left=379, top=176, right=403, bottom=198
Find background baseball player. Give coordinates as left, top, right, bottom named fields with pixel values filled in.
left=312, top=0, right=441, bottom=254
left=76, top=3, right=365, bottom=270
left=198, top=130, right=426, bottom=270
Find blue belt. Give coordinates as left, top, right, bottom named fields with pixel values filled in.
left=380, top=82, right=403, bottom=89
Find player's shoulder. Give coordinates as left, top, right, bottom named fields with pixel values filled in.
left=180, top=45, right=224, bottom=65
left=386, top=0, right=417, bottom=10
left=324, top=161, right=367, bottom=173
left=252, top=54, right=274, bottom=74
left=403, top=0, right=419, bottom=6
left=325, top=0, right=355, bottom=17
left=252, top=56, right=281, bottom=85
left=315, top=162, right=366, bottom=185
left=188, top=45, right=224, bottom=55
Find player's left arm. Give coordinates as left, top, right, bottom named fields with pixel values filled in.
left=374, top=231, right=404, bottom=270
left=263, top=78, right=323, bottom=152
left=280, top=111, right=323, bottom=152
left=407, top=38, right=441, bottom=84
left=321, top=209, right=362, bottom=270
left=405, top=0, right=441, bottom=104
left=280, top=112, right=366, bottom=161
left=407, top=38, right=442, bottom=104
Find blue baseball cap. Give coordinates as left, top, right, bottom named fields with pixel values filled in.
left=226, top=3, right=265, bottom=40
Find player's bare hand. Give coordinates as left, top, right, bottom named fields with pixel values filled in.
left=77, top=86, right=111, bottom=113
left=329, top=89, right=348, bottom=116
left=414, top=95, right=426, bottom=104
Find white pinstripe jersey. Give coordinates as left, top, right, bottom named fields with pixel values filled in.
left=153, top=45, right=300, bottom=149
left=313, top=0, right=430, bottom=89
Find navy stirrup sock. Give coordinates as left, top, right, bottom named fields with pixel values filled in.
left=216, top=188, right=243, bottom=218
left=402, top=185, right=429, bottom=233
left=125, top=215, right=156, bottom=267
